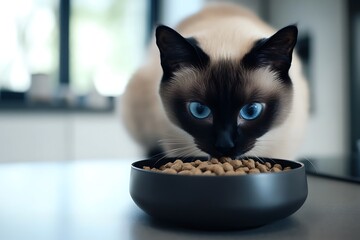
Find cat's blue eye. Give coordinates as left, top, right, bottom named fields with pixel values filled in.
left=239, top=102, right=263, bottom=120
left=189, top=102, right=211, bottom=119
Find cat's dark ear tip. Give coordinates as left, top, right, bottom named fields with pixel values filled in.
left=155, top=24, right=168, bottom=32
left=155, top=25, right=165, bottom=37
left=282, top=25, right=298, bottom=37
left=155, top=25, right=173, bottom=38
left=275, top=25, right=298, bottom=46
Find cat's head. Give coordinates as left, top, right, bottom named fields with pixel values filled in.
left=156, top=25, right=297, bottom=159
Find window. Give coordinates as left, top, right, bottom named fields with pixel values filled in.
left=0, top=0, right=148, bottom=110
left=71, top=0, right=147, bottom=96
left=0, top=0, right=58, bottom=102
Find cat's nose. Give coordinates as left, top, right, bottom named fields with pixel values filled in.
left=215, top=130, right=235, bottom=153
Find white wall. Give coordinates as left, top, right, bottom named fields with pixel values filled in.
left=160, top=0, right=264, bottom=27
left=161, top=0, right=205, bottom=27
left=267, top=0, right=349, bottom=158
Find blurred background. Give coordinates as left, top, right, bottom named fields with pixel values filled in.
left=0, top=0, right=359, bottom=164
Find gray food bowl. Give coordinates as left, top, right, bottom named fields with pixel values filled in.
left=130, top=157, right=307, bottom=230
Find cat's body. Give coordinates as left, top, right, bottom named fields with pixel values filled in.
left=121, top=3, right=309, bottom=160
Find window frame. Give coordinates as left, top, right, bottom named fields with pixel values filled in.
left=348, top=0, right=360, bottom=157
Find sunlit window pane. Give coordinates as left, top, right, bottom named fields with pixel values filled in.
left=0, top=0, right=58, bottom=92
left=71, top=0, right=147, bottom=96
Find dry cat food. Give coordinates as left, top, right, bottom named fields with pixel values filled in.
left=142, top=157, right=291, bottom=176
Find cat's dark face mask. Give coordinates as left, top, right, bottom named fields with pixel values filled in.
left=156, top=25, right=297, bottom=158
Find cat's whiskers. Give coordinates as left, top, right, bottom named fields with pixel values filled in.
left=299, top=156, right=318, bottom=173
left=152, top=146, right=193, bottom=166
left=159, top=138, right=188, bottom=143
left=159, top=137, right=193, bottom=147
left=256, top=139, right=287, bottom=143
left=252, top=142, right=317, bottom=171
left=155, top=142, right=191, bottom=158
left=244, top=149, right=264, bottom=164
left=158, top=135, right=204, bottom=158
left=148, top=151, right=166, bottom=160
left=160, top=142, right=191, bottom=146
left=163, top=145, right=196, bottom=155
left=248, top=145, right=277, bottom=165
left=184, top=144, right=205, bottom=158
left=181, top=148, right=202, bottom=162
left=252, top=154, right=264, bottom=164
left=158, top=141, right=189, bottom=147
left=164, top=145, right=198, bottom=157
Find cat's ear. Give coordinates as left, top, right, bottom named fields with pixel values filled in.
left=243, top=25, right=298, bottom=75
left=156, top=25, right=209, bottom=80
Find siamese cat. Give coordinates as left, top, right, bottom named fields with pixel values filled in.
left=121, top=3, right=309, bottom=160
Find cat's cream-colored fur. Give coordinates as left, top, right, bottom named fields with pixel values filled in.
left=121, top=3, right=309, bottom=159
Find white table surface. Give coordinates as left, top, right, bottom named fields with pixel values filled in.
left=0, top=159, right=359, bottom=240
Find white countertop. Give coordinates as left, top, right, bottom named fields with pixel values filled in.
left=0, top=159, right=359, bottom=240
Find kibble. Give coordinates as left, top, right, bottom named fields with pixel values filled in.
left=143, top=158, right=292, bottom=176
left=178, top=170, right=193, bottom=175
left=222, top=162, right=234, bottom=172
left=271, top=167, right=282, bottom=173
left=198, top=162, right=209, bottom=171
left=162, top=168, right=177, bottom=174
left=230, top=159, right=243, bottom=169
left=235, top=168, right=247, bottom=175
left=171, top=163, right=182, bottom=172
left=210, top=158, right=220, bottom=164
left=210, top=164, right=225, bottom=175
left=243, top=159, right=256, bottom=169
left=265, top=162, right=272, bottom=169
left=249, top=168, right=261, bottom=174
left=255, top=162, right=268, bottom=173
left=273, top=164, right=283, bottom=170
left=182, top=162, right=193, bottom=171
left=239, top=167, right=250, bottom=173
left=191, top=168, right=202, bottom=175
